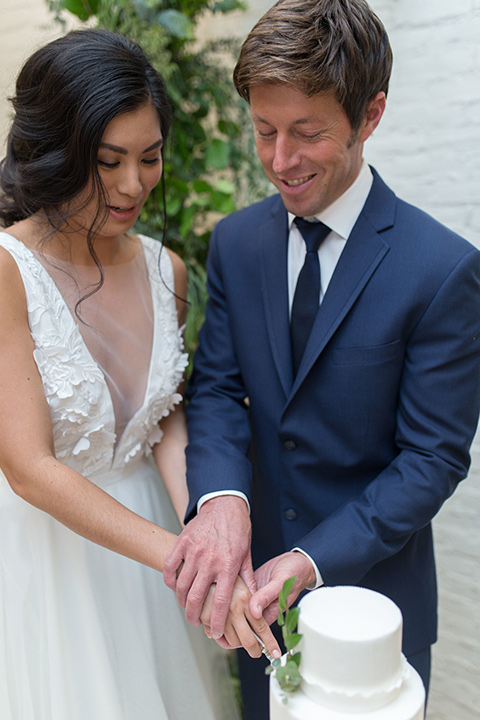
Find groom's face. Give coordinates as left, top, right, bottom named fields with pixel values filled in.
left=249, top=84, right=365, bottom=218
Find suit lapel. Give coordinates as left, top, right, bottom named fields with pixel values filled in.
left=259, top=199, right=293, bottom=396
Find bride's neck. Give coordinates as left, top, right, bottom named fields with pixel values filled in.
left=10, top=213, right=137, bottom=267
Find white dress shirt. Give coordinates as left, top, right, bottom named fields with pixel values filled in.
left=197, top=162, right=374, bottom=588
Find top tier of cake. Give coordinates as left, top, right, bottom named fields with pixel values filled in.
left=298, top=586, right=406, bottom=713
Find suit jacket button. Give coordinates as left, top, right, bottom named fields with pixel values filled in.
left=284, top=508, right=298, bottom=521
left=283, top=440, right=297, bottom=451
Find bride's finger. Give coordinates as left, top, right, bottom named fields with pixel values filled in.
left=245, top=609, right=281, bottom=660
left=222, top=621, right=243, bottom=652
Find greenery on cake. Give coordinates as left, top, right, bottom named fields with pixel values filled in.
left=266, top=576, right=303, bottom=703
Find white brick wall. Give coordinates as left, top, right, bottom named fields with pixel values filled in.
left=1, top=2, right=479, bottom=718
left=365, top=4, right=480, bottom=717
left=366, top=0, right=480, bottom=248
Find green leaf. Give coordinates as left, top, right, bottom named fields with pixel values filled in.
left=212, top=0, right=247, bottom=13
left=205, top=138, right=230, bottom=170
left=192, top=179, right=213, bottom=194
left=157, top=9, right=194, bottom=39
left=165, top=194, right=182, bottom=216
left=218, top=119, right=239, bottom=137
left=275, top=660, right=302, bottom=692
left=215, top=178, right=235, bottom=195
left=179, top=205, right=196, bottom=237
left=284, top=632, right=303, bottom=653
left=60, top=0, right=99, bottom=20
left=277, top=606, right=285, bottom=626
left=279, top=576, right=296, bottom=611
left=285, top=606, right=300, bottom=634
left=290, top=651, right=302, bottom=667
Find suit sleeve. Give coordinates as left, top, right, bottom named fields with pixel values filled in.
left=185, top=226, right=253, bottom=522
left=297, top=247, right=480, bottom=584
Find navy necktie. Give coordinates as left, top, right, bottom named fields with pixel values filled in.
left=291, top=217, right=330, bottom=375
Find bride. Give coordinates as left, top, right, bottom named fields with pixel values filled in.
left=0, top=29, right=279, bottom=720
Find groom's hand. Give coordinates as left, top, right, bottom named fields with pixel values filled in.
left=164, top=495, right=255, bottom=639
left=250, top=551, right=316, bottom=625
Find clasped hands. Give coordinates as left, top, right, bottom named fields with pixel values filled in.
left=163, top=496, right=316, bottom=659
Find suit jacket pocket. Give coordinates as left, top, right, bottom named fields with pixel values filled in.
left=331, top=340, right=401, bottom=366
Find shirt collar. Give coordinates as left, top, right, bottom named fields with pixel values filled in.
left=288, top=161, right=373, bottom=241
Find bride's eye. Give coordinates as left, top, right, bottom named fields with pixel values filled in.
left=142, top=156, right=161, bottom=166
left=98, top=159, right=119, bottom=169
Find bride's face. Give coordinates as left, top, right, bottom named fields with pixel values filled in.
left=70, top=102, right=163, bottom=240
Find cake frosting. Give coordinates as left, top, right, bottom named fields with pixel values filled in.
left=270, top=586, right=425, bottom=720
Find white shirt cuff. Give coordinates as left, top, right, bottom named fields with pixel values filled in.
left=197, top=490, right=251, bottom=514
left=292, top=547, right=324, bottom=589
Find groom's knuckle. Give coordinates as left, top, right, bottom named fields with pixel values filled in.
left=212, top=587, right=230, bottom=605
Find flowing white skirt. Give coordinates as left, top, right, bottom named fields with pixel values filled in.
left=0, top=457, right=240, bottom=720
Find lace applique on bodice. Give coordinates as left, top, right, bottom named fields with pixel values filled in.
left=0, top=232, right=188, bottom=477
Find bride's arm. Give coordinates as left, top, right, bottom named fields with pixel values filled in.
left=152, top=404, right=189, bottom=524
left=0, top=247, right=176, bottom=572
left=151, top=246, right=190, bottom=523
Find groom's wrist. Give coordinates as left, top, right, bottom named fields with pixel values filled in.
left=292, top=548, right=324, bottom=590
left=197, top=490, right=251, bottom=514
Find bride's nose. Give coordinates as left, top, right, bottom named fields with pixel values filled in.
left=117, top=165, right=143, bottom=198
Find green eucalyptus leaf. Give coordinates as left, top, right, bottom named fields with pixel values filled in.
left=285, top=606, right=300, bottom=634
left=290, top=651, right=302, bottom=667
left=279, top=577, right=296, bottom=610
left=277, top=606, right=285, bottom=626
left=284, top=632, right=303, bottom=653
left=275, top=660, right=302, bottom=692
left=157, top=9, right=194, bottom=39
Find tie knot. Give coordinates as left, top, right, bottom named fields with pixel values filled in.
left=294, top=217, right=330, bottom=253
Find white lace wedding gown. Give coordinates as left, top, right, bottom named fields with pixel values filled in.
left=0, top=232, right=240, bottom=720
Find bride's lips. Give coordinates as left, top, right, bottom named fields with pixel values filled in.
left=108, top=204, right=138, bottom=221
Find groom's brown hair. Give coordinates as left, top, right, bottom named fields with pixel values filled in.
left=233, top=0, right=392, bottom=132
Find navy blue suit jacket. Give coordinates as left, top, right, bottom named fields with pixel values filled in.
left=185, top=169, right=480, bottom=655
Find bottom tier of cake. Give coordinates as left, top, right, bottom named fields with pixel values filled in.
left=270, top=653, right=425, bottom=720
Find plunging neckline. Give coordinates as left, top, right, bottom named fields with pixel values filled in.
left=0, top=231, right=159, bottom=464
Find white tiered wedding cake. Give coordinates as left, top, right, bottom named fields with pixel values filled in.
left=270, top=586, right=425, bottom=720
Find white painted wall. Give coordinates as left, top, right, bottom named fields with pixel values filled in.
left=1, top=2, right=478, bottom=718
left=0, top=0, right=67, bottom=150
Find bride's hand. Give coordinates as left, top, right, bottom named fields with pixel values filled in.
left=200, top=578, right=281, bottom=660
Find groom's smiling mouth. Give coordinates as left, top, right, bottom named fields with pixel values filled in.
left=283, top=175, right=316, bottom=187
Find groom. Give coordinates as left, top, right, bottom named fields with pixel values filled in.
left=165, top=1, right=480, bottom=718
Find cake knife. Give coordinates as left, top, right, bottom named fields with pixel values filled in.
left=252, top=629, right=276, bottom=664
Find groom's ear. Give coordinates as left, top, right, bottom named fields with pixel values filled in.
left=358, top=91, right=386, bottom=143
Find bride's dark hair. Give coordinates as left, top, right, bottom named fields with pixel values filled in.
left=0, top=29, right=172, bottom=307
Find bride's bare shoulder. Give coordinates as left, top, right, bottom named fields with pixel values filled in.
left=0, top=234, right=29, bottom=322
left=164, top=247, right=187, bottom=325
